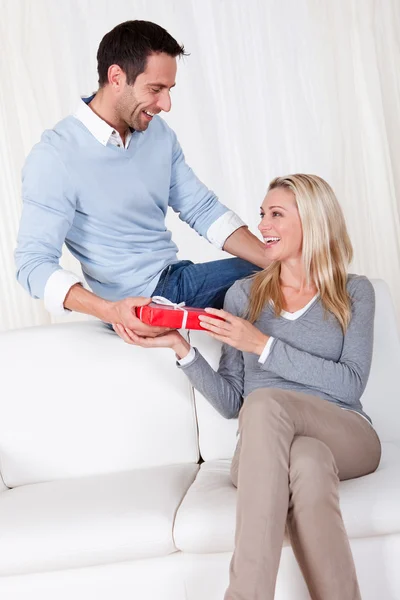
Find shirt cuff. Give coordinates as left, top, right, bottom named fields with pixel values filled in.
left=258, top=337, right=275, bottom=364
left=44, top=269, right=84, bottom=316
left=177, top=346, right=196, bottom=366
left=206, top=211, right=246, bottom=249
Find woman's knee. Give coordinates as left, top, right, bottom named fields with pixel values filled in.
left=289, top=437, right=339, bottom=499
left=242, top=388, right=288, bottom=419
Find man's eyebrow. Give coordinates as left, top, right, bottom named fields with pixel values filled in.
left=148, top=82, right=176, bottom=89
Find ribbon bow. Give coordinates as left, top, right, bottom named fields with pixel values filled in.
left=151, top=296, right=189, bottom=329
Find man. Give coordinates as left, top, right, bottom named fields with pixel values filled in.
left=15, top=20, right=267, bottom=341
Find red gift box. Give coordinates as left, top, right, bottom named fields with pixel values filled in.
left=135, top=297, right=223, bottom=330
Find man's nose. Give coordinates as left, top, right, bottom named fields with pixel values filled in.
left=157, top=90, right=172, bottom=113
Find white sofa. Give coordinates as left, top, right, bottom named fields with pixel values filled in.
left=0, top=279, right=399, bottom=600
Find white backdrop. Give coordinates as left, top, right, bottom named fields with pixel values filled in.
left=0, top=0, right=399, bottom=331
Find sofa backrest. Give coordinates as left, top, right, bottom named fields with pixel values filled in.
left=0, top=322, right=199, bottom=487
left=191, top=279, right=400, bottom=461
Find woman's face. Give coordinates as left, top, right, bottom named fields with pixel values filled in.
left=258, top=187, right=303, bottom=262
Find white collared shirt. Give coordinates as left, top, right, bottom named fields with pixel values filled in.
left=73, top=98, right=133, bottom=149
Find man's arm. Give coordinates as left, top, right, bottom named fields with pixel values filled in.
left=222, top=225, right=269, bottom=269
left=167, top=126, right=269, bottom=269
left=64, top=284, right=113, bottom=321
left=17, top=144, right=166, bottom=338
left=64, top=284, right=167, bottom=337
left=15, top=143, right=79, bottom=300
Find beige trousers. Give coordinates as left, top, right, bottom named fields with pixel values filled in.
left=225, top=388, right=381, bottom=600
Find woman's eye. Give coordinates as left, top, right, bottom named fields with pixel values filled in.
left=259, top=213, right=265, bottom=219
left=272, top=211, right=282, bottom=217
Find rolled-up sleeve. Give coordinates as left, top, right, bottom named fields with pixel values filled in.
left=168, top=129, right=244, bottom=247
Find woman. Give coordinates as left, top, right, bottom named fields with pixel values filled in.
left=115, top=174, right=381, bottom=600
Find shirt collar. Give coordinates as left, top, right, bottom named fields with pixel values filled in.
left=73, top=96, right=135, bottom=146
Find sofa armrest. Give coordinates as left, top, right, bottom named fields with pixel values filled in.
left=0, top=471, right=8, bottom=493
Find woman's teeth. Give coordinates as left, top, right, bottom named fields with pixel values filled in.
left=264, top=237, right=281, bottom=245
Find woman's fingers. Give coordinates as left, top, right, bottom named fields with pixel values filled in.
left=198, top=315, right=231, bottom=332
left=113, top=323, right=135, bottom=345
left=199, top=321, right=228, bottom=335
left=123, top=326, right=139, bottom=343
left=114, top=324, right=148, bottom=346
left=205, top=330, right=228, bottom=343
left=199, top=322, right=233, bottom=340
left=204, top=307, right=233, bottom=322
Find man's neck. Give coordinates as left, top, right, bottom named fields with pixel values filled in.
left=88, top=91, right=128, bottom=142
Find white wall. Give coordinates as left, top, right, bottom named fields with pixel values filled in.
left=1, top=0, right=399, bottom=331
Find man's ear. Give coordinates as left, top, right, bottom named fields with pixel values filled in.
left=107, top=64, right=126, bottom=93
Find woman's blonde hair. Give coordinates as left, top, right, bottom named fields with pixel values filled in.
left=247, top=174, right=353, bottom=332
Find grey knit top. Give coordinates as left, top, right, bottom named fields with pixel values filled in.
left=179, top=274, right=374, bottom=423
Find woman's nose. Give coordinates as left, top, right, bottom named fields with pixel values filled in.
left=258, top=217, right=271, bottom=232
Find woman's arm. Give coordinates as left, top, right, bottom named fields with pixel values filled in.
left=178, top=284, right=249, bottom=419
left=180, top=282, right=269, bottom=418
left=199, top=277, right=375, bottom=407
left=117, top=284, right=249, bottom=419
left=177, top=339, right=245, bottom=419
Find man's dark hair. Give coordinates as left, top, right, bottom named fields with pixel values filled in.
left=97, top=20, right=187, bottom=87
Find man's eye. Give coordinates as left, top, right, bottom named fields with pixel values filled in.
left=151, top=88, right=161, bottom=93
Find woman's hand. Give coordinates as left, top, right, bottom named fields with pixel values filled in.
left=198, top=308, right=269, bottom=355
left=113, top=325, right=191, bottom=359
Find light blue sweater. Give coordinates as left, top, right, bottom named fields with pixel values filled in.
left=15, top=114, right=229, bottom=301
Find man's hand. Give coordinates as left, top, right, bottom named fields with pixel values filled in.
left=198, top=307, right=269, bottom=355
left=104, top=297, right=170, bottom=339
left=64, top=284, right=169, bottom=340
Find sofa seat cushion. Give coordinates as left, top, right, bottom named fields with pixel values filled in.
left=0, top=464, right=198, bottom=576
left=174, top=442, right=400, bottom=553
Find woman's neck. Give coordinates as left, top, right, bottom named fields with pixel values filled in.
left=279, top=260, right=317, bottom=294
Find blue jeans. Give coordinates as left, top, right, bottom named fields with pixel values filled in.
left=152, top=258, right=261, bottom=309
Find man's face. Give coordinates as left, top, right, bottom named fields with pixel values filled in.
left=116, top=52, right=177, bottom=132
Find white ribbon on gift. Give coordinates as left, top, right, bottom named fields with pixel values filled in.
left=151, top=296, right=189, bottom=329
